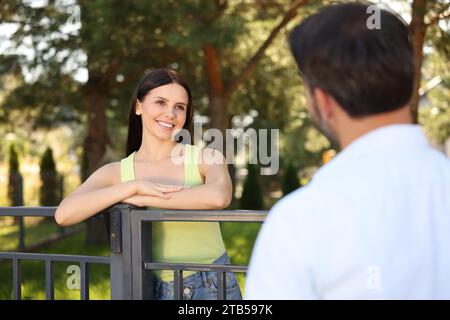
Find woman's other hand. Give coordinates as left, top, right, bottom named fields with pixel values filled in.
left=137, top=180, right=183, bottom=198
left=123, top=181, right=183, bottom=207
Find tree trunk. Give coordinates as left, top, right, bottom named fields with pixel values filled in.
left=203, top=44, right=237, bottom=207
left=201, top=2, right=311, bottom=208
left=82, top=75, right=110, bottom=246
left=409, top=0, right=428, bottom=124
left=203, top=44, right=228, bottom=133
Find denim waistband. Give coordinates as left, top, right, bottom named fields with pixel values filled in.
left=154, top=251, right=229, bottom=286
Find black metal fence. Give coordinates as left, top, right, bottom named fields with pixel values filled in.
left=0, top=204, right=267, bottom=300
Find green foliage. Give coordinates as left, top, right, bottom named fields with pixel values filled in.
left=282, top=162, right=301, bottom=196
left=240, top=163, right=263, bottom=210
left=164, top=1, right=245, bottom=50
left=39, top=147, right=61, bottom=206
left=419, top=41, right=450, bottom=145
left=0, top=0, right=331, bottom=160
left=7, top=144, right=23, bottom=206
left=420, top=103, right=450, bottom=145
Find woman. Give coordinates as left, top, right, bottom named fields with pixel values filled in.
left=55, top=68, right=242, bottom=300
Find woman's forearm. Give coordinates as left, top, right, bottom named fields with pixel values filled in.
left=55, top=180, right=139, bottom=227
left=143, top=184, right=231, bottom=210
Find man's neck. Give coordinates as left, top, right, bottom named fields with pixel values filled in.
left=338, top=106, right=413, bottom=149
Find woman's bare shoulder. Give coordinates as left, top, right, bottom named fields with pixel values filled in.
left=104, top=161, right=121, bottom=185
left=68, top=161, right=122, bottom=197
left=199, top=147, right=226, bottom=165
left=91, top=161, right=121, bottom=185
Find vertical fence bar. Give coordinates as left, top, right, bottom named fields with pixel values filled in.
left=12, top=259, right=22, bottom=300
left=45, top=260, right=54, bottom=300
left=217, top=272, right=226, bottom=300
left=59, top=226, right=66, bottom=237
left=18, top=217, right=25, bottom=250
left=80, top=262, right=89, bottom=300
left=131, top=214, right=153, bottom=300
left=174, top=269, right=183, bottom=300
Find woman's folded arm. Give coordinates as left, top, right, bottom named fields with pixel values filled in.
left=55, top=162, right=139, bottom=227
left=123, top=148, right=232, bottom=210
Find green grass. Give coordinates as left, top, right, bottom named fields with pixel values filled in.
left=221, top=222, right=261, bottom=296
left=0, top=229, right=110, bottom=300
left=0, top=218, right=67, bottom=252
left=0, top=221, right=261, bottom=300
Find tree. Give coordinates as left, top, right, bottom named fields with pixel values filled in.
left=240, top=163, right=263, bottom=210
left=7, top=144, right=23, bottom=207
left=39, top=147, right=62, bottom=223
left=7, top=143, right=25, bottom=248
left=0, top=0, right=317, bottom=240
left=409, top=0, right=450, bottom=123
left=39, top=147, right=60, bottom=204
left=1, top=0, right=180, bottom=244
left=282, top=162, right=300, bottom=196
left=199, top=0, right=311, bottom=136
left=418, top=47, right=450, bottom=147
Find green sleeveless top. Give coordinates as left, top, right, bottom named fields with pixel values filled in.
left=120, top=144, right=226, bottom=281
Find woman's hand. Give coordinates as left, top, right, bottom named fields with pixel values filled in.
left=122, top=180, right=183, bottom=207
left=137, top=180, right=183, bottom=197
left=122, top=194, right=150, bottom=207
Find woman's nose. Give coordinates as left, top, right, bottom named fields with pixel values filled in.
left=163, top=105, right=176, bottom=118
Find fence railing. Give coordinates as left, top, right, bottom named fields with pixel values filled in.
left=0, top=204, right=267, bottom=300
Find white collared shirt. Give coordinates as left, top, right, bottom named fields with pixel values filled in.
left=245, top=124, right=450, bottom=299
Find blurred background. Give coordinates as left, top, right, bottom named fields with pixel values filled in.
left=0, top=0, right=448, bottom=299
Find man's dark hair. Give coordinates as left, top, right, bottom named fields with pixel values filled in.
left=289, top=2, right=414, bottom=117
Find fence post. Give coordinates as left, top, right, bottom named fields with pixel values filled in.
left=131, top=211, right=153, bottom=300
left=105, top=203, right=138, bottom=300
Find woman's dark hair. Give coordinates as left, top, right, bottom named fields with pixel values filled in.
left=126, top=68, right=194, bottom=157
left=288, top=2, right=414, bottom=117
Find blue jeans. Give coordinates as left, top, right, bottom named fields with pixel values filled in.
left=152, top=252, right=242, bottom=300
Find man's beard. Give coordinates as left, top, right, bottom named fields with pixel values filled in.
left=310, top=97, right=339, bottom=146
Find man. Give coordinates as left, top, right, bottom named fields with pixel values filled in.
left=245, top=2, right=450, bottom=299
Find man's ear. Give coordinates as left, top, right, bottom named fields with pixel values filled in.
left=312, top=88, right=335, bottom=121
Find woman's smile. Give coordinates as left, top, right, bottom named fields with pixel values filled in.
left=155, top=119, right=175, bottom=130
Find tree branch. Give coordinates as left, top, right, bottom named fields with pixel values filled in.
left=224, top=0, right=310, bottom=98
left=230, top=0, right=286, bottom=16
left=425, top=3, right=450, bottom=28
left=0, top=19, right=28, bottom=25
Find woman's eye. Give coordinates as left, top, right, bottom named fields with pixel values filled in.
left=156, top=100, right=165, bottom=105
left=176, top=105, right=186, bottom=111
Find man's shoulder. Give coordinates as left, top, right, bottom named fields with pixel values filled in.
left=274, top=185, right=314, bottom=207
left=268, top=185, right=318, bottom=224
